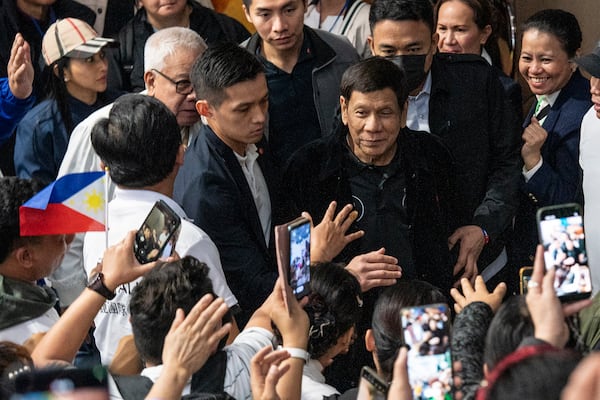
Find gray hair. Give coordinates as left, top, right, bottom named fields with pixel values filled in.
left=144, top=27, right=207, bottom=73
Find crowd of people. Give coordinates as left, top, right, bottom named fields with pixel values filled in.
left=1, top=0, right=600, bottom=398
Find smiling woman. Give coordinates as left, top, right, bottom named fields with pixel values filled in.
left=13, top=18, right=120, bottom=186
left=509, top=9, right=593, bottom=277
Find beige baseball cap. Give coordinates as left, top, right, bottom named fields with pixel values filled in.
left=42, top=18, right=118, bottom=66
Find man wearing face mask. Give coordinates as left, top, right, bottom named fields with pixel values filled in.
left=368, top=0, right=521, bottom=291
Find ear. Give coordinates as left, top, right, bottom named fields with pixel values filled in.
left=340, top=95, right=349, bottom=126
left=144, top=70, right=156, bottom=95
left=400, top=100, right=408, bottom=128
left=196, top=100, right=211, bottom=118
left=368, top=36, right=375, bottom=55
left=242, top=4, right=252, bottom=24
left=430, top=32, right=440, bottom=54
left=53, top=64, right=61, bottom=79
left=480, top=25, right=492, bottom=45
left=365, top=328, right=376, bottom=352
left=99, top=161, right=106, bottom=171
left=175, top=144, right=185, bottom=166
left=14, top=245, right=34, bottom=271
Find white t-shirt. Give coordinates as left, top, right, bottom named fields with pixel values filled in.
left=580, top=106, right=600, bottom=295
left=301, top=359, right=340, bottom=400
left=108, top=327, right=274, bottom=400
left=0, top=308, right=59, bottom=345
left=83, top=188, right=237, bottom=365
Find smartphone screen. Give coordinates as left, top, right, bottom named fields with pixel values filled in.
left=14, top=367, right=109, bottom=400
left=288, top=218, right=311, bottom=299
left=401, top=303, right=453, bottom=400
left=519, top=267, right=533, bottom=295
left=357, top=366, right=388, bottom=400
left=134, top=200, right=181, bottom=264
left=537, top=203, right=592, bottom=301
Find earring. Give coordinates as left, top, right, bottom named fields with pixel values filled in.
left=64, top=76, right=70, bottom=83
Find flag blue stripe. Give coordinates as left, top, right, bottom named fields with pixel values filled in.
left=23, top=171, right=105, bottom=210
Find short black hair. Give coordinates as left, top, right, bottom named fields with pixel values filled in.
left=369, top=0, right=435, bottom=34
left=129, top=256, right=217, bottom=365
left=305, top=263, right=362, bottom=359
left=522, top=9, right=582, bottom=58
left=340, top=57, right=409, bottom=111
left=91, top=94, right=182, bottom=188
left=0, top=177, right=43, bottom=264
left=190, top=42, right=264, bottom=107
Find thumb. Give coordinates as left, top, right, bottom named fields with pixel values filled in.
left=301, top=211, right=314, bottom=227
left=530, top=116, right=540, bottom=126
left=376, top=247, right=386, bottom=255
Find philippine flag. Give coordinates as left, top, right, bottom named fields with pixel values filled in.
left=19, top=172, right=106, bottom=236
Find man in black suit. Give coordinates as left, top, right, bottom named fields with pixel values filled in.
left=368, top=0, right=521, bottom=290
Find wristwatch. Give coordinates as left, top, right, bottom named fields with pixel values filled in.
left=87, top=272, right=116, bottom=300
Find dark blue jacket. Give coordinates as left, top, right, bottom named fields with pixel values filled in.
left=0, top=78, right=35, bottom=145
left=174, top=124, right=280, bottom=327
left=511, top=69, right=592, bottom=267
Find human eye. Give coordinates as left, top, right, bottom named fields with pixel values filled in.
left=520, top=54, right=532, bottom=62
left=437, top=25, right=447, bottom=32
left=84, top=55, right=94, bottom=63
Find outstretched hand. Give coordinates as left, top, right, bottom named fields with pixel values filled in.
left=7, top=33, right=34, bottom=100
left=250, top=346, right=292, bottom=400
left=449, top=225, right=485, bottom=286
left=450, top=276, right=506, bottom=314
left=346, top=248, right=401, bottom=292
left=308, top=201, right=364, bottom=262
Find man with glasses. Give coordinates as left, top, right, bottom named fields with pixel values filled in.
left=49, top=27, right=208, bottom=315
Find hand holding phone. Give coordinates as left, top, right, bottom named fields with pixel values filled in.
left=275, top=217, right=311, bottom=301
left=134, top=200, right=181, bottom=264
left=536, top=203, right=592, bottom=302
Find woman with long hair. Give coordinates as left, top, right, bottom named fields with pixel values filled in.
left=14, top=18, right=119, bottom=185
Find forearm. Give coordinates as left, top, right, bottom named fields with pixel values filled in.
left=32, top=288, right=106, bottom=366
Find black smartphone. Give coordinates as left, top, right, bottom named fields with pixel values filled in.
left=14, top=367, right=109, bottom=399
left=519, top=266, right=533, bottom=295
left=536, top=203, right=592, bottom=302
left=288, top=217, right=311, bottom=299
left=401, top=303, right=453, bottom=400
left=134, top=200, right=181, bottom=264
left=357, top=366, right=388, bottom=400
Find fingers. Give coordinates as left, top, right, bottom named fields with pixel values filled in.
left=492, top=281, right=507, bottom=298
left=531, top=244, right=545, bottom=284
left=447, top=231, right=459, bottom=250
left=562, top=298, right=593, bottom=317
left=168, top=308, right=186, bottom=333
left=321, top=201, right=337, bottom=222
left=459, top=277, right=475, bottom=298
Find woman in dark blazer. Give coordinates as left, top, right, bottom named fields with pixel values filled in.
left=510, top=9, right=592, bottom=272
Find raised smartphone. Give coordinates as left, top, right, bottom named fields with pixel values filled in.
left=401, top=303, right=453, bottom=400
left=356, top=366, right=388, bottom=400
left=133, top=200, right=181, bottom=264
left=536, top=203, right=591, bottom=302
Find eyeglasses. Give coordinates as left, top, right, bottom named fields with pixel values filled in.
left=151, top=68, right=193, bottom=95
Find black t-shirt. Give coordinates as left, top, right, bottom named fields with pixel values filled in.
left=342, top=143, right=415, bottom=278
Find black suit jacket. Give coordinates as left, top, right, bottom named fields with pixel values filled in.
left=174, top=124, right=279, bottom=326
left=428, top=53, right=522, bottom=268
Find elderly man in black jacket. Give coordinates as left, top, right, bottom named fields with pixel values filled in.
left=368, top=0, right=521, bottom=290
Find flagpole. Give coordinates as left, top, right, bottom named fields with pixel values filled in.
left=104, top=166, right=110, bottom=250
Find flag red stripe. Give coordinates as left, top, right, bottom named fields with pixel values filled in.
left=20, top=203, right=105, bottom=236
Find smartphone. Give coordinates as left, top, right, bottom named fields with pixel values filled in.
left=13, top=367, right=109, bottom=399
left=519, top=267, right=533, bottom=295
left=275, top=216, right=311, bottom=301
left=536, top=203, right=592, bottom=302
left=133, top=200, right=181, bottom=264
left=401, top=303, right=453, bottom=400
left=287, top=217, right=311, bottom=299
left=356, top=366, right=388, bottom=400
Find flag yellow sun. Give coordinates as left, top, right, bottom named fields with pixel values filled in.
left=83, top=189, right=104, bottom=213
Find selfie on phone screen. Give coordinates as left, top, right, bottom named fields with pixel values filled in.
left=401, top=304, right=453, bottom=400
left=289, top=220, right=310, bottom=298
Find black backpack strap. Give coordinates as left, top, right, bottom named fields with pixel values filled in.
left=112, top=374, right=154, bottom=400
left=189, top=350, right=228, bottom=393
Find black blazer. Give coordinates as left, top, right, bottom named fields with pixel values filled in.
left=428, top=53, right=522, bottom=267
left=174, top=124, right=279, bottom=327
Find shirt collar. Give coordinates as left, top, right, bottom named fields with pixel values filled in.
left=112, top=188, right=188, bottom=219
left=409, top=71, right=432, bottom=100
left=536, top=90, right=561, bottom=108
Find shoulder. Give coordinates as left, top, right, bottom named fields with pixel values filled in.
left=55, top=0, right=96, bottom=25
left=309, top=28, right=359, bottom=60
left=19, top=99, right=58, bottom=128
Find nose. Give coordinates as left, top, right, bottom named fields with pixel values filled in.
left=272, top=14, right=286, bottom=33
left=591, top=77, right=600, bottom=95
left=364, top=113, right=381, bottom=132
left=252, top=104, right=267, bottom=125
